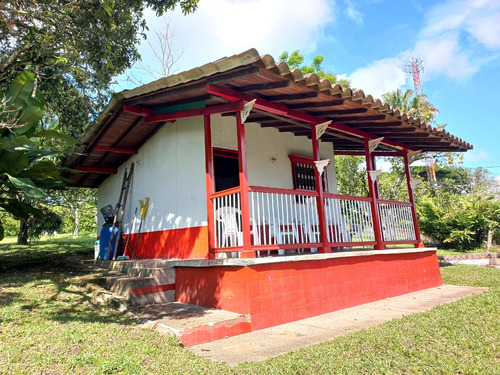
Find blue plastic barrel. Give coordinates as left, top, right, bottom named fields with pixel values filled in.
left=99, top=225, right=122, bottom=260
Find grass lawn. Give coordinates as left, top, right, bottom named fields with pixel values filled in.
left=0, top=236, right=499, bottom=374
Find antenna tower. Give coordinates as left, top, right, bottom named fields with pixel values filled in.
left=403, top=57, right=436, bottom=181
left=403, top=57, right=424, bottom=96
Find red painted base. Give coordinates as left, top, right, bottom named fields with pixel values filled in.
left=176, top=250, right=443, bottom=331
left=123, top=226, right=209, bottom=259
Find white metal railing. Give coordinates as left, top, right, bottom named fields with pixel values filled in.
left=249, top=188, right=320, bottom=246
left=324, top=195, right=375, bottom=243
left=377, top=201, right=416, bottom=242
left=212, top=189, right=242, bottom=248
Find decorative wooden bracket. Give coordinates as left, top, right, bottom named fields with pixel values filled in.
left=241, top=99, right=256, bottom=123
left=315, top=121, right=331, bottom=140
left=368, top=137, right=384, bottom=153
left=407, top=150, right=422, bottom=164
left=314, top=159, right=331, bottom=175
left=368, top=169, right=383, bottom=182
left=410, top=178, right=421, bottom=190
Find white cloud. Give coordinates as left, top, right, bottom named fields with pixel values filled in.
left=347, top=0, right=500, bottom=98
left=349, top=56, right=407, bottom=98
left=137, top=0, right=334, bottom=76
left=344, top=0, right=363, bottom=25
left=463, top=150, right=490, bottom=163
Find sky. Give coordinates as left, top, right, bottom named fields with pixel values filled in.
left=118, top=0, right=500, bottom=177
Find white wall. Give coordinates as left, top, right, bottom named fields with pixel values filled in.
left=211, top=114, right=338, bottom=192
left=97, top=116, right=206, bottom=234
left=98, top=113, right=339, bottom=235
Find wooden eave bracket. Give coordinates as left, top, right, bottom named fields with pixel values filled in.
left=368, top=137, right=384, bottom=153
left=314, top=159, right=331, bottom=175
left=407, top=150, right=422, bottom=164
left=315, top=121, right=331, bottom=139
left=410, top=178, right=421, bottom=190
left=241, top=99, right=257, bottom=123
left=368, top=169, right=383, bottom=181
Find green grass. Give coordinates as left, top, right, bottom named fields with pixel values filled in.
left=1, top=236, right=499, bottom=374
left=436, top=247, right=497, bottom=256
left=0, top=234, right=96, bottom=271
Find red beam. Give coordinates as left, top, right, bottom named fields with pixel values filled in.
left=334, top=151, right=406, bottom=157
left=123, top=104, right=155, bottom=117
left=206, top=84, right=417, bottom=152
left=94, top=146, right=138, bottom=155
left=145, top=102, right=244, bottom=123
left=74, top=166, right=118, bottom=174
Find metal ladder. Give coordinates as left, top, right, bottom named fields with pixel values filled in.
left=106, top=163, right=134, bottom=260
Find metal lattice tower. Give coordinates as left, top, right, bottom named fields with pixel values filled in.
left=403, top=57, right=435, bottom=181
left=403, top=57, right=424, bottom=97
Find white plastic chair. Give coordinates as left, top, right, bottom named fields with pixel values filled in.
left=215, top=206, right=243, bottom=248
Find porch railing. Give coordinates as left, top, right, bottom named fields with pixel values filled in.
left=210, top=186, right=418, bottom=252
left=249, top=187, right=320, bottom=248
left=212, top=187, right=242, bottom=248
left=323, top=194, right=375, bottom=244
left=377, top=200, right=416, bottom=242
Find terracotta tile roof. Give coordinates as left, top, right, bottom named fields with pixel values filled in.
left=64, top=49, right=472, bottom=188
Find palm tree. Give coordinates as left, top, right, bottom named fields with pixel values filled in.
left=382, top=89, right=414, bottom=114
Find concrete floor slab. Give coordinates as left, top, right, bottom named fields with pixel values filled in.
left=188, top=284, right=487, bottom=365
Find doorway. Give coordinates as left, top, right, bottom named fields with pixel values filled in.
left=213, top=148, right=240, bottom=192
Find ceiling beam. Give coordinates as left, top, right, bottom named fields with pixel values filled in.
left=93, top=146, right=138, bottom=155
left=233, top=80, right=290, bottom=92
left=287, top=100, right=344, bottom=109
left=330, top=115, right=387, bottom=122
left=311, top=108, right=368, bottom=115
left=263, top=91, right=319, bottom=101
left=74, top=166, right=118, bottom=174
left=145, top=102, right=244, bottom=123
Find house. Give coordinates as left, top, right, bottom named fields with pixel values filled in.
left=64, top=49, right=472, bottom=339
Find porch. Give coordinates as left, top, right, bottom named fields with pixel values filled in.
left=211, top=186, right=418, bottom=256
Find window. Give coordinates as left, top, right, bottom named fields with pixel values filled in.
left=289, top=155, right=328, bottom=191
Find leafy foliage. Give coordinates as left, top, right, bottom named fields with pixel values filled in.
left=279, top=50, right=351, bottom=88
left=0, top=0, right=199, bottom=138
left=0, top=71, right=73, bottom=242
left=334, top=155, right=368, bottom=196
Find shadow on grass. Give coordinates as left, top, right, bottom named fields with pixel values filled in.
left=1, top=262, right=137, bottom=327
left=0, top=291, right=21, bottom=307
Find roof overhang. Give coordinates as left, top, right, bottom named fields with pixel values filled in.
left=64, top=48, right=472, bottom=188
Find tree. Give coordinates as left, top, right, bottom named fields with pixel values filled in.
left=334, top=155, right=368, bottom=197
left=0, top=71, right=74, bottom=243
left=0, top=0, right=199, bottom=138
left=48, top=188, right=97, bottom=237
left=126, top=16, right=186, bottom=86
left=279, top=50, right=350, bottom=88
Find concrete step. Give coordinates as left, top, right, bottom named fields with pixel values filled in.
left=132, top=302, right=251, bottom=346
left=82, top=259, right=176, bottom=306
left=126, top=267, right=175, bottom=284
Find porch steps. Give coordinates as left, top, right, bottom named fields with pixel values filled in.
left=133, top=302, right=252, bottom=346
left=81, top=259, right=176, bottom=306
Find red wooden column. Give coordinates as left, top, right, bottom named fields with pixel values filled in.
left=403, top=152, right=424, bottom=248
left=311, top=124, right=330, bottom=253
left=364, top=138, right=385, bottom=250
left=203, top=115, right=216, bottom=259
left=236, top=111, right=255, bottom=258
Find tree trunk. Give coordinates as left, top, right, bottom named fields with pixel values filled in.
left=487, top=225, right=492, bottom=252
left=17, top=221, right=28, bottom=245
left=73, top=207, right=80, bottom=237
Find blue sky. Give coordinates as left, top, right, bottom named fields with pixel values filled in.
left=120, top=0, right=500, bottom=177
